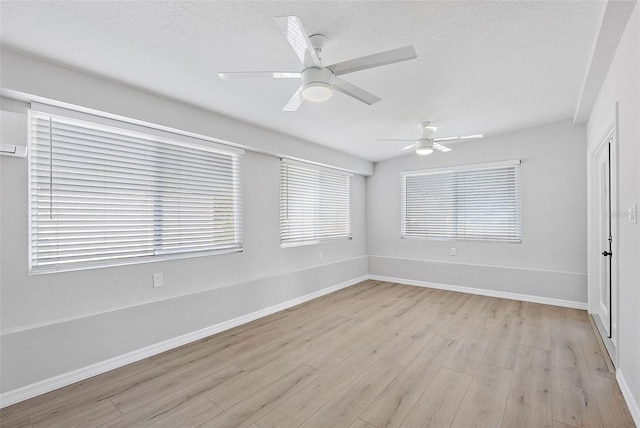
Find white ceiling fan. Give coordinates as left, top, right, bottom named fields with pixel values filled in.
left=218, top=16, right=417, bottom=111
left=378, top=122, right=484, bottom=155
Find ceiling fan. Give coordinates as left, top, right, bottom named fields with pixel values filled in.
left=218, top=16, right=417, bottom=111
left=378, top=122, right=484, bottom=155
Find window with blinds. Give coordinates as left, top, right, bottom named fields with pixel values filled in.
left=280, top=159, right=352, bottom=246
left=401, top=160, right=521, bottom=242
left=29, top=108, right=243, bottom=273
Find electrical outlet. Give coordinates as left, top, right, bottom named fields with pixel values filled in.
left=450, top=248, right=457, bottom=256
left=153, top=273, right=164, bottom=288
left=318, top=251, right=323, bottom=261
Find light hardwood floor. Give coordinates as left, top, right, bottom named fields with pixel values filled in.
left=0, top=280, right=635, bottom=427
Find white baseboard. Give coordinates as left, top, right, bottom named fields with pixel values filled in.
left=617, top=368, right=640, bottom=427
left=0, top=275, right=368, bottom=409
left=368, top=274, right=588, bottom=310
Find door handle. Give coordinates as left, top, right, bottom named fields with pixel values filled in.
left=602, top=251, right=612, bottom=257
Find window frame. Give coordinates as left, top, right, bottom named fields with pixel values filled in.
left=28, top=103, right=244, bottom=274
left=279, top=158, right=352, bottom=247
left=400, top=160, right=522, bottom=243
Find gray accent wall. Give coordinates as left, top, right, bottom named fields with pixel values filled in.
left=0, top=256, right=367, bottom=392
left=366, top=119, right=588, bottom=303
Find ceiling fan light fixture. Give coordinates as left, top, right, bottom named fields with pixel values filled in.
left=301, top=67, right=334, bottom=102
left=302, top=82, right=333, bottom=102
left=416, top=139, right=434, bottom=155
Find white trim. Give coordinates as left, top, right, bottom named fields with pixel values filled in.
left=368, top=254, right=587, bottom=277
left=368, top=274, right=588, bottom=310
left=0, top=274, right=367, bottom=408
left=588, top=108, right=617, bottom=313
left=617, top=368, right=640, bottom=427
left=587, top=107, right=619, bottom=363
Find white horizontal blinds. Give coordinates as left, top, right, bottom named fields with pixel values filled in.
left=29, top=110, right=243, bottom=273
left=402, top=161, right=521, bottom=242
left=280, top=159, right=352, bottom=246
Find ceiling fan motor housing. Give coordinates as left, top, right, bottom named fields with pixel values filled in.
left=301, top=67, right=334, bottom=102
left=420, top=124, right=438, bottom=139
left=309, top=34, right=328, bottom=52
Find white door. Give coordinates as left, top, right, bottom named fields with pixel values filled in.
left=595, top=139, right=612, bottom=337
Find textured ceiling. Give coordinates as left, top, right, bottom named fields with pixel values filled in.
left=0, top=1, right=604, bottom=162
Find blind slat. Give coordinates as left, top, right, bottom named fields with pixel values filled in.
left=401, top=162, right=521, bottom=242
left=29, top=110, right=243, bottom=273
left=280, top=160, right=351, bottom=246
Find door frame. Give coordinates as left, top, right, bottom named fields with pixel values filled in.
left=587, top=108, right=619, bottom=365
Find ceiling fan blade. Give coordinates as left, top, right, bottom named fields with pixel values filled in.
left=433, top=142, right=452, bottom=152
left=333, top=78, right=380, bottom=105
left=376, top=138, right=417, bottom=142
left=283, top=86, right=304, bottom=111
left=402, top=144, right=415, bottom=151
left=433, top=134, right=484, bottom=143
left=274, top=16, right=322, bottom=68
left=218, top=71, right=301, bottom=79
left=328, top=46, right=417, bottom=77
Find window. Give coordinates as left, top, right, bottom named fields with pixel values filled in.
left=29, top=105, right=243, bottom=273
left=280, top=159, right=351, bottom=246
left=401, top=160, right=521, bottom=242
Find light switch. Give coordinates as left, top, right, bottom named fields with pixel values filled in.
left=628, top=204, right=637, bottom=224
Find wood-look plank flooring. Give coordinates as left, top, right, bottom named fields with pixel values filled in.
left=1, top=280, right=635, bottom=428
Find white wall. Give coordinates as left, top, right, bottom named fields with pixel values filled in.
left=367, top=119, right=588, bottom=305
left=586, top=2, right=640, bottom=420
left=0, top=52, right=369, bottom=399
